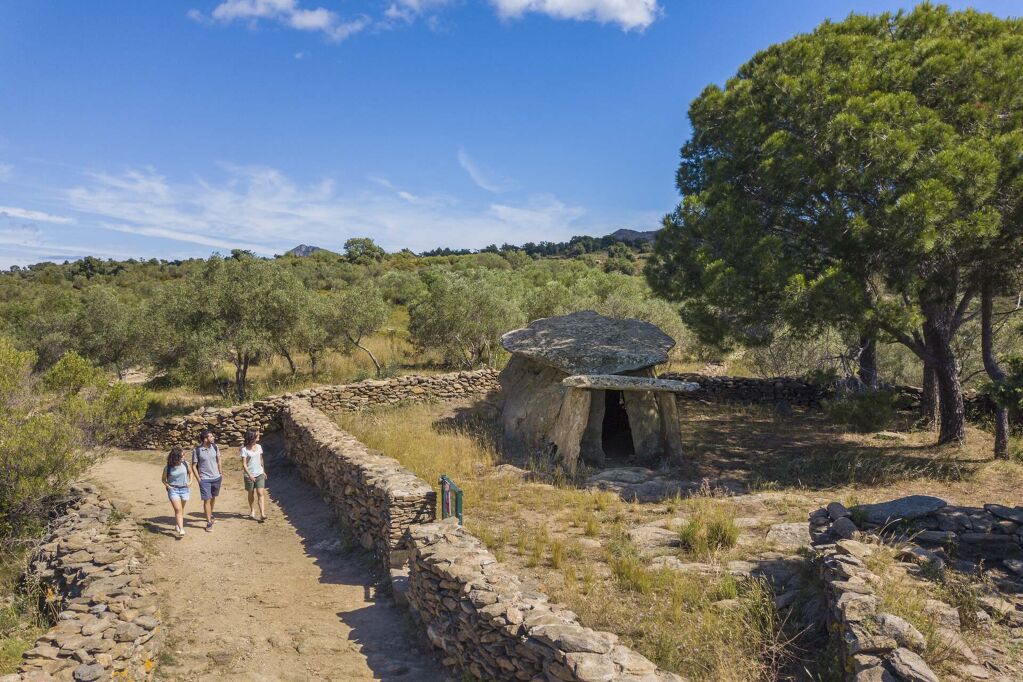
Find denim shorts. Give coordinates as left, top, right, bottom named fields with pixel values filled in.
left=199, top=477, right=222, bottom=501
left=167, top=485, right=190, bottom=502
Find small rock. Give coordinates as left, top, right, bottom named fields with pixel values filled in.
left=832, top=517, right=858, bottom=540
left=72, top=663, right=105, bottom=681
left=766, top=523, right=811, bottom=549
left=827, top=501, right=852, bottom=520
left=889, top=647, right=938, bottom=682
left=875, top=613, right=926, bottom=652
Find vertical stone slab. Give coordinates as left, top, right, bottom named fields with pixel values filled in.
left=580, top=389, right=606, bottom=466
left=550, top=388, right=592, bottom=473
left=623, top=390, right=664, bottom=465
left=656, top=391, right=684, bottom=465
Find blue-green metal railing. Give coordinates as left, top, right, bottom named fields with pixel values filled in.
left=439, top=474, right=463, bottom=525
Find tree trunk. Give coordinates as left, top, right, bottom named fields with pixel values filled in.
left=349, top=335, right=382, bottom=376
left=981, top=282, right=1010, bottom=459
left=235, top=352, right=250, bottom=402
left=923, top=317, right=965, bottom=445
left=281, top=349, right=297, bottom=377
left=858, top=336, right=878, bottom=388
left=921, top=362, right=939, bottom=430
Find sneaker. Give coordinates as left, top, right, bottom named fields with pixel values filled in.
left=174, top=525, right=182, bottom=535
left=177, top=526, right=185, bottom=537
left=205, top=522, right=213, bottom=532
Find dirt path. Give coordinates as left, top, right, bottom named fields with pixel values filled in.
left=89, top=442, right=447, bottom=682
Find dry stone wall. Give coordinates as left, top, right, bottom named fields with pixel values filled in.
left=279, top=399, right=437, bottom=570
left=809, top=497, right=1023, bottom=681
left=273, top=397, right=683, bottom=681
left=660, top=372, right=825, bottom=406
left=5, top=484, right=161, bottom=682
left=128, top=369, right=499, bottom=450
left=405, top=519, right=682, bottom=682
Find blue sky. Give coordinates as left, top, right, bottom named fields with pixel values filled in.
left=0, top=0, right=1018, bottom=267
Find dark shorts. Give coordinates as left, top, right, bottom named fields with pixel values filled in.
left=199, top=477, right=222, bottom=501
left=244, top=474, right=266, bottom=491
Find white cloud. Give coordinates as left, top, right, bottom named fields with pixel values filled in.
left=457, top=148, right=512, bottom=193
left=489, top=0, right=660, bottom=30
left=193, top=0, right=369, bottom=41
left=0, top=205, right=73, bottom=224
left=61, top=164, right=587, bottom=255
left=489, top=194, right=586, bottom=232
left=384, top=0, right=454, bottom=23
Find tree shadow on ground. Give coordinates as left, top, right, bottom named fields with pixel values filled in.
left=674, top=401, right=985, bottom=491
left=431, top=396, right=987, bottom=494
left=258, top=432, right=445, bottom=682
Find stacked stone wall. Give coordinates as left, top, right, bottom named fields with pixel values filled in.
left=128, top=369, right=499, bottom=450
left=809, top=497, right=1023, bottom=681
left=7, top=484, right=161, bottom=682
left=660, top=372, right=826, bottom=406
left=279, top=399, right=437, bottom=570
left=406, top=519, right=681, bottom=682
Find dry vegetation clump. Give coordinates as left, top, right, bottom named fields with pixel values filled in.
left=0, top=548, right=46, bottom=674
left=675, top=495, right=741, bottom=559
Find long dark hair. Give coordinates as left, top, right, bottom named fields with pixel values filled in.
left=244, top=430, right=259, bottom=448
left=166, top=447, right=184, bottom=472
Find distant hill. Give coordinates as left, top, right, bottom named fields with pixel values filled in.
left=285, top=244, right=329, bottom=257
left=608, top=228, right=658, bottom=244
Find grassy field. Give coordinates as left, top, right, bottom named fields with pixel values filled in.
left=337, top=398, right=1023, bottom=681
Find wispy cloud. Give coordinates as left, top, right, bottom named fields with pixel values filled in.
left=190, top=0, right=370, bottom=42
left=60, top=163, right=586, bottom=256
left=0, top=205, right=73, bottom=224
left=489, top=0, right=661, bottom=30
left=457, top=148, right=512, bottom=193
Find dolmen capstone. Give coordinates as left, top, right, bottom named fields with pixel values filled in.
left=499, top=310, right=697, bottom=472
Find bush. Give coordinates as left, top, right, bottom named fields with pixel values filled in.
left=823, top=390, right=899, bottom=433
left=0, top=341, right=147, bottom=542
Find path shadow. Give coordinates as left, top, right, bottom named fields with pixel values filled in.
left=258, top=432, right=445, bottom=681
left=142, top=514, right=184, bottom=538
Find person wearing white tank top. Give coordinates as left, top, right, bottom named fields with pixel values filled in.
left=240, top=429, right=268, bottom=522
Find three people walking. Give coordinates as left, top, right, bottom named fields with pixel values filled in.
left=161, top=428, right=268, bottom=535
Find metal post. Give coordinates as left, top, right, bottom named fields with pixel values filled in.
left=439, top=474, right=463, bottom=525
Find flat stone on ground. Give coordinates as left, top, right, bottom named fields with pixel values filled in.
left=766, top=523, right=811, bottom=549
left=851, top=496, right=947, bottom=525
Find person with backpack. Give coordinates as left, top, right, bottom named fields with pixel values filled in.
left=191, top=429, right=222, bottom=532
left=161, top=446, right=191, bottom=537
left=240, top=429, right=268, bottom=522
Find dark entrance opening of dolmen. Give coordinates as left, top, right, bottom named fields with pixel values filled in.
left=601, top=390, right=634, bottom=460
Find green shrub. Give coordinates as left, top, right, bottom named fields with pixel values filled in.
left=823, top=390, right=899, bottom=433
left=0, top=341, right=147, bottom=542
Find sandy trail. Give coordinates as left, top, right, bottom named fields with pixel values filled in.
left=89, top=440, right=446, bottom=682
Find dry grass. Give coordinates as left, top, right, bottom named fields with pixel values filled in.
left=676, top=495, right=741, bottom=559
left=337, top=402, right=789, bottom=680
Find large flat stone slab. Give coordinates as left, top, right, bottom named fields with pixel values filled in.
left=851, top=495, right=947, bottom=526
left=563, top=374, right=699, bottom=393
left=500, top=311, right=675, bottom=375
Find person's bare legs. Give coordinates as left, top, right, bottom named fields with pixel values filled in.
left=204, top=498, right=214, bottom=525
left=247, top=489, right=256, bottom=517
left=256, top=488, right=267, bottom=520
left=170, top=497, right=184, bottom=533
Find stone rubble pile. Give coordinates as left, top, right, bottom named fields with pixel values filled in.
left=404, top=518, right=682, bottom=682
left=3, top=484, right=161, bottom=682
left=280, top=399, right=436, bottom=570
left=810, top=498, right=1023, bottom=681
left=128, top=369, right=500, bottom=450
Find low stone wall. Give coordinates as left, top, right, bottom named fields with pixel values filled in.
left=279, top=399, right=436, bottom=570
left=660, top=372, right=825, bottom=406
left=7, top=484, right=161, bottom=682
left=810, top=497, right=1023, bottom=681
left=405, top=519, right=681, bottom=682
left=128, top=369, right=500, bottom=450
